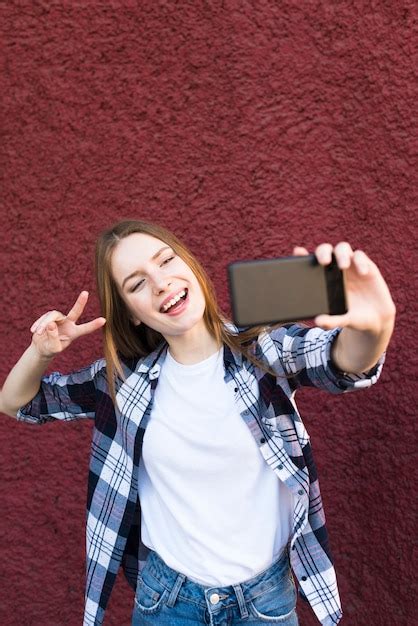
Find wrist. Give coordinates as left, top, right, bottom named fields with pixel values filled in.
left=365, top=310, right=396, bottom=339
left=28, top=341, right=55, bottom=364
left=333, top=316, right=394, bottom=374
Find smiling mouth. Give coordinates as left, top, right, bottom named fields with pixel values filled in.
left=160, top=289, right=188, bottom=313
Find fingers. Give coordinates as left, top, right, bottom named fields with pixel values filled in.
left=292, top=244, right=375, bottom=275
left=31, top=315, right=46, bottom=334
left=296, top=243, right=352, bottom=264
left=66, top=291, right=89, bottom=323
left=293, top=243, right=354, bottom=264
left=314, top=241, right=354, bottom=267
left=314, top=242, right=372, bottom=274
left=30, top=292, right=105, bottom=341
left=332, top=242, right=354, bottom=269
left=31, top=291, right=91, bottom=332
left=293, top=243, right=354, bottom=268
left=31, top=310, right=67, bottom=335
left=294, top=243, right=355, bottom=267
left=30, top=320, right=63, bottom=359
left=352, top=249, right=372, bottom=275
left=45, top=321, right=61, bottom=343
left=75, top=317, right=106, bottom=338
left=31, top=312, right=53, bottom=333
left=292, top=246, right=309, bottom=256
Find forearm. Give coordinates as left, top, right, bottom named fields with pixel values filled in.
left=331, top=317, right=395, bottom=375
left=0, top=343, right=53, bottom=417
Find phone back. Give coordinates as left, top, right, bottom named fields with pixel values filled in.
left=228, top=254, right=343, bottom=326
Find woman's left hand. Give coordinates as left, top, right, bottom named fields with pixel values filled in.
left=293, top=242, right=396, bottom=334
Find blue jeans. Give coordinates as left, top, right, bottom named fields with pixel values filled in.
left=131, top=546, right=298, bottom=625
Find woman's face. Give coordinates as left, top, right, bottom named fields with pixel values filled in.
left=111, top=233, right=207, bottom=339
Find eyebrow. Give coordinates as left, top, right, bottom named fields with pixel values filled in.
left=121, top=246, right=173, bottom=289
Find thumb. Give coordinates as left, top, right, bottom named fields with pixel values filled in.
left=314, top=313, right=349, bottom=330
left=45, top=321, right=64, bottom=353
left=46, top=321, right=60, bottom=337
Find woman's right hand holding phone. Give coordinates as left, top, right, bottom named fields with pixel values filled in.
left=30, top=291, right=106, bottom=359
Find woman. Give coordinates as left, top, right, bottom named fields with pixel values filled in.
left=0, top=220, right=396, bottom=626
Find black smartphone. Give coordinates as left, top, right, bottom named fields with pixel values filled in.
left=228, top=253, right=347, bottom=326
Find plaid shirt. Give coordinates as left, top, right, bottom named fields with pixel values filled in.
left=17, top=324, right=384, bottom=626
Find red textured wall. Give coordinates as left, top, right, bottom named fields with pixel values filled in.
left=1, top=2, right=416, bottom=625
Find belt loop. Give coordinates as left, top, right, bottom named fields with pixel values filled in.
left=232, top=584, right=248, bottom=618
left=166, top=572, right=186, bottom=608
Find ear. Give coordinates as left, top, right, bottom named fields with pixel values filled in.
left=130, top=315, right=141, bottom=326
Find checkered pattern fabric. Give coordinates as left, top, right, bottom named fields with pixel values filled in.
left=17, top=324, right=384, bottom=625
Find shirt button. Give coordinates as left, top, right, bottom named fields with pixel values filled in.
left=260, top=437, right=266, bottom=444
left=298, top=489, right=304, bottom=496
left=278, top=464, right=283, bottom=470
left=301, top=576, right=307, bottom=581
left=234, top=387, right=238, bottom=392
left=209, top=593, right=220, bottom=604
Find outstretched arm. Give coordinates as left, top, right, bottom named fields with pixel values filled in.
left=0, top=344, right=54, bottom=417
left=294, top=242, right=396, bottom=375
left=0, top=291, right=105, bottom=417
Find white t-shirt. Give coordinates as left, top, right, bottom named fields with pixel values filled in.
left=138, top=346, right=294, bottom=586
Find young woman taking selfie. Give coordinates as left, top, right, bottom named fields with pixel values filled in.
left=0, top=220, right=395, bottom=626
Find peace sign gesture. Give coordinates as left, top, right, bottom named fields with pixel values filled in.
left=30, top=291, right=106, bottom=359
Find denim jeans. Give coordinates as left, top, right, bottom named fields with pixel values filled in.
left=131, top=546, right=298, bottom=625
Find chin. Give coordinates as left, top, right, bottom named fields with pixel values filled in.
left=167, top=313, right=206, bottom=336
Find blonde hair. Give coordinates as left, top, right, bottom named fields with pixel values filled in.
left=95, top=219, right=275, bottom=401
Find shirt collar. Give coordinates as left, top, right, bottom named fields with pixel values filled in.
left=136, top=322, right=245, bottom=379
left=222, top=321, right=244, bottom=368
left=136, top=343, right=168, bottom=379
left=223, top=342, right=243, bottom=368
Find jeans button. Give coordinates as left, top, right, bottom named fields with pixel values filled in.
left=209, top=592, right=220, bottom=604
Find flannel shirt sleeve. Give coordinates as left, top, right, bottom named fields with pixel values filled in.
left=16, top=359, right=106, bottom=424
left=263, top=323, right=385, bottom=393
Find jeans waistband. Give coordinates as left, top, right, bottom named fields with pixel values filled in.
left=141, top=544, right=292, bottom=612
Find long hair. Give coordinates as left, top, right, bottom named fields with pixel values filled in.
left=95, top=219, right=276, bottom=402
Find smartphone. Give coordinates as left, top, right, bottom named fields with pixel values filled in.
left=228, top=253, right=347, bottom=326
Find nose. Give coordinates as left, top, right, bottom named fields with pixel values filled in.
left=151, top=271, right=172, bottom=294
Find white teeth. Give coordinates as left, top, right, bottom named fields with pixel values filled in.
left=162, top=289, right=187, bottom=312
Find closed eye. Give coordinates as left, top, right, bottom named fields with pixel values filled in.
left=130, top=279, right=144, bottom=292
left=130, top=256, right=175, bottom=292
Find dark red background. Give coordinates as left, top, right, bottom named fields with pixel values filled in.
left=1, top=2, right=417, bottom=625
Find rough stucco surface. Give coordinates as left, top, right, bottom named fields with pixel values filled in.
left=0, top=1, right=417, bottom=625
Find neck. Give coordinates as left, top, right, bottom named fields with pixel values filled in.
left=165, top=321, right=221, bottom=365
